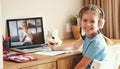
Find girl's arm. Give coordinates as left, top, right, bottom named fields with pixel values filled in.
left=48, top=38, right=83, bottom=51
left=74, top=56, right=92, bottom=69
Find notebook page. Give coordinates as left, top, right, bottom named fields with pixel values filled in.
left=35, top=50, right=74, bottom=56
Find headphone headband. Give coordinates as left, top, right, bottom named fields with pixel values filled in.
left=79, top=5, right=105, bottom=19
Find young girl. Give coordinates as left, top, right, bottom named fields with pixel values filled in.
left=48, top=5, right=110, bottom=69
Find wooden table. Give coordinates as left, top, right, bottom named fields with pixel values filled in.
left=4, top=39, right=82, bottom=69
left=4, top=39, right=120, bottom=69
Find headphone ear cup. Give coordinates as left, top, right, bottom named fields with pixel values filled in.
left=77, top=18, right=80, bottom=26
left=99, top=19, right=105, bottom=29
left=78, top=18, right=81, bottom=27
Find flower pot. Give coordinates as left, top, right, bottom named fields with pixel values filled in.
left=71, top=25, right=80, bottom=39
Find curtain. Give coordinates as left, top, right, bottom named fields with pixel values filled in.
left=84, top=0, right=120, bottom=39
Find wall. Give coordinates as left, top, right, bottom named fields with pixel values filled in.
left=0, top=0, right=3, bottom=68
left=1, top=0, right=83, bottom=40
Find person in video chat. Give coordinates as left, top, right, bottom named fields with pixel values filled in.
left=21, top=21, right=33, bottom=45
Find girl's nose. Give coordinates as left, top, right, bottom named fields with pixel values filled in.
left=85, top=22, right=91, bottom=26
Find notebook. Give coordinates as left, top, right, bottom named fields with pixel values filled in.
left=6, top=17, right=51, bottom=53
left=35, top=50, right=74, bottom=56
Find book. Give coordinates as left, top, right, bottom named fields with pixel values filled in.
left=3, top=52, right=37, bottom=62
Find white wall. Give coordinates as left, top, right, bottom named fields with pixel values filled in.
left=0, top=0, right=3, bottom=68
left=0, top=25, right=3, bottom=69
left=1, top=0, right=83, bottom=40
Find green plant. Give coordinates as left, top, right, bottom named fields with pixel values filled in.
left=70, top=16, right=78, bottom=25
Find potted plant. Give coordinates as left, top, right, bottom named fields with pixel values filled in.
left=70, top=16, right=80, bottom=39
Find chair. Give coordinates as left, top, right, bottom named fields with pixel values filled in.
left=90, top=45, right=120, bottom=69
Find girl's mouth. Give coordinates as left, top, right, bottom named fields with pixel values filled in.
left=84, top=27, right=93, bottom=34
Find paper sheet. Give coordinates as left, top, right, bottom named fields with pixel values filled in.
left=35, top=50, right=74, bottom=56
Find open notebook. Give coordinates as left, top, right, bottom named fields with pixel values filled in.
left=35, top=50, right=75, bottom=56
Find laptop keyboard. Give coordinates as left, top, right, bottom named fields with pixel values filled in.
left=19, top=46, right=42, bottom=49
left=17, top=46, right=51, bottom=52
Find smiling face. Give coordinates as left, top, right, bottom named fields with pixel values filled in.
left=80, top=11, right=100, bottom=37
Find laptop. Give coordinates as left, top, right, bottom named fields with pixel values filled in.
left=6, top=17, right=51, bottom=53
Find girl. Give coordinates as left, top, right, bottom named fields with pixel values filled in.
left=48, top=5, right=110, bottom=69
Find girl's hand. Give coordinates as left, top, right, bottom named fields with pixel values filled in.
left=47, top=41, right=57, bottom=51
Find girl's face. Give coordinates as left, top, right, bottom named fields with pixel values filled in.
left=80, top=11, right=100, bottom=37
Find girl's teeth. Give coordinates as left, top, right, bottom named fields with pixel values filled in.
left=86, top=28, right=91, bottom=30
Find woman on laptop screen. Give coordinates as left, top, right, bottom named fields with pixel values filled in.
left=21, top=20, right=33, bottom=45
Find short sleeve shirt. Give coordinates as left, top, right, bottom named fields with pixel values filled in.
left=82, top=33, right=107, bottom=68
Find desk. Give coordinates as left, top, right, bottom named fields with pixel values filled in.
left=4, top=39, right=120, bottom=69
left=4, top=39, right=82, bottom=69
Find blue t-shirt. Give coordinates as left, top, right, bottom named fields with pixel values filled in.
left=82, top=32, right=107, bottom=69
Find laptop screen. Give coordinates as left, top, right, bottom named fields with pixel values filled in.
left=7, top=17, right=45, bottom=48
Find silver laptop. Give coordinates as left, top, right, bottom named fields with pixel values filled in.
left=6, top=17, right=51, bottom=53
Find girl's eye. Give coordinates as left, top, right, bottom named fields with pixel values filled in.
left=91, top=21, right=95, bottom=23
left=83, top=19, right=87, bottom=22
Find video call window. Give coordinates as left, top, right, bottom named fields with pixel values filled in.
left=7, top=17, right=45, bottom=47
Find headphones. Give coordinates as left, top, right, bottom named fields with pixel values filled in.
left=78, top=5, right=105, bottom=39
left=97, top=7, right=105, bottom=29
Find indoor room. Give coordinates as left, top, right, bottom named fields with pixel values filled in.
left=0, top=0, right=120, bottom=69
